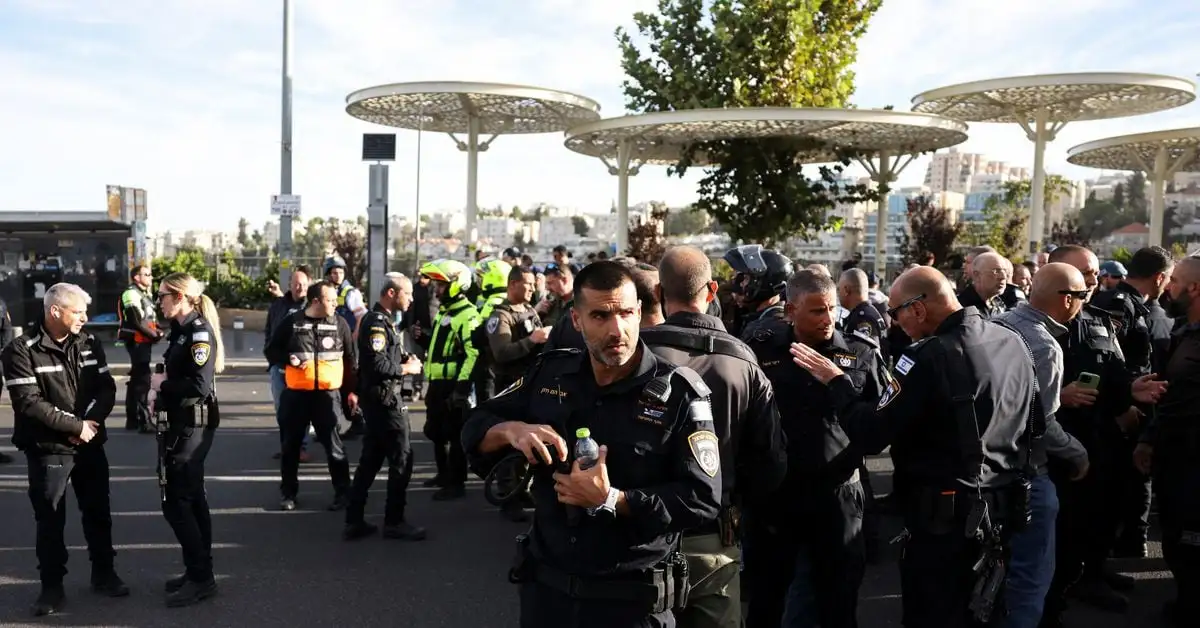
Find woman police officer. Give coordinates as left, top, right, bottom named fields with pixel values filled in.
left=150, top=272, right=224, bottom=607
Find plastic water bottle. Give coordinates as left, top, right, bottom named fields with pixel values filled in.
left=575, top=428, right=600, bottom=470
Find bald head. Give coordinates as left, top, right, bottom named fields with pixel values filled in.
left=1030, top=263, right=1084, bottom=298
left=1175, top=257, right=1200, bottom=284
left=891, top=266, right=957, bottom=306
left=657, top=246, right=714, bottom=314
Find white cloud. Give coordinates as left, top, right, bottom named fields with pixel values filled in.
left=0, top=0, right=1198, bottom=238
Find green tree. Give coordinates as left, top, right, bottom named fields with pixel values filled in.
left=1050, top=216, right=1089, bottom=247
left=510, top=205, right=523, bottom=221
left=1112, top=182, right=1126, bottom=211
left=616, top=0, right=882, bottom=246
left=665, top=206, right=711, bottom=236
left=236, top=218, right=250, bottom=247
left=1112, top=246, right=1133, bottom=265
left=328, top=221, right=366, bottom=287
left=898, top=196, right=963, bottom=266
left=1127, top=171, right=1148, bottom=223
left=513, top=230, right=528, bottom=250
left=626, top=203, right=669, bottom=262
left=977, top=196, right=1028, bottom=260
left=571, top=216, right=590, bottom=237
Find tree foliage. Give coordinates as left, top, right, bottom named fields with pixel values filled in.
left=616, top=0, right=882, bottom=246
left=665, top=205, right=712, bottom=236
left=626, top=203, right=669, bottom=263
left=327, top=220, right=367, bottom=288
left=571, top=216, right=590, bottom=237
left=1050, top=216, right=1089, bottom=247
left=898, top=196, right=963, bottom=266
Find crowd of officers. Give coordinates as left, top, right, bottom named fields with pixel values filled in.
left=6, top=238, right=1200, bottom=626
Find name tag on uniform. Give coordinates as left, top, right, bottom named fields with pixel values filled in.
left=833, top=353, right=857, bottom=368
left=1090, top=326, right=1108, bottom=338
left=523, top=319, right=534, bottom=333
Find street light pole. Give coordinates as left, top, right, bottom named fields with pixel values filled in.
left=279, top=0, right=294, bottom=288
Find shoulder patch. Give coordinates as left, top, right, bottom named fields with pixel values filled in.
left=831, top=352, right=858, bottom=368
left=486, top=316, right=500, bottom=335
left=192, top=330, right=211, bottom=342
left=688, top=430, right=721, bottom=478
left=191, top=342, right=211, bottom=366
left=877, top=372, right=901, bottom=409
left=369, top=332, right=386, bottom=353
left=895, top=354, right=916, bottom=375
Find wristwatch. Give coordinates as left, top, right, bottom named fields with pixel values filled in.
left=591, top=486, right=620, bottom=516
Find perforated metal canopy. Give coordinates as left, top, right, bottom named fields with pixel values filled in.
left=345, top=81, right=601, bottom=134
left=1066, top=127, right=1200, bottom=173
left=564, top=107, right=969, bottom=164
left=911, top=72, right=1196, bottom=123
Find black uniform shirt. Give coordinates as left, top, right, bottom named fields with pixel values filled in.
left=738, top=303, right=787, bottom=343
left=749, top=322, right=886, bottom=497
left=1089, top=281, right=1152, bottom=376
left=463, top=343, right=722, bottom=576
left=1143, top=322, right=1200, bottom=448
left=1056, top=305, right=1132, bottom=453
left=357, top=303, right=408, bottom=424
left=828, top=307, right=1037, bottom=492
left=3, top=323, right=116, bottom=453
left=642, top=311, right=787, bottom=508
left=160, top=311, right=217, bottom=410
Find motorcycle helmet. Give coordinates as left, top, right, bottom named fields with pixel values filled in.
left=723, top=245, right=793, bottom=304
left=419, top=259, right=473, bottom=299
left=323, top=254, right=347, bottom=277
left=474, top=258, right=513, bottom=293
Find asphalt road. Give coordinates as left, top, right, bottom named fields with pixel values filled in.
left=0, top=373, right=1179, bottom=627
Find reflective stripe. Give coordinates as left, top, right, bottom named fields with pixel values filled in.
left=81, top=350, right=92, bottom=356
left=193, top=331, right=211, bottom=342
left=34, top=365, right=63, bottom=373
left=7, top=377, right=36, bottom=386
left=24, top=336, right=37, bottom=346
left=291, top=352, right=315, bottom=360
left=82, top=360, right=98, bottom=367
left=316, top=323, right=339, bottom=332
left=98, top=366, right=110, bottom=373
left=316, top=351, right=342, bottom=361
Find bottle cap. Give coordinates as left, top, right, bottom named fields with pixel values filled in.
left=575, top=428, right=591, bottom=439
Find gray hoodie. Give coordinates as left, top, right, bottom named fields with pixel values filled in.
left=994, top=303, right=1089, bottom=473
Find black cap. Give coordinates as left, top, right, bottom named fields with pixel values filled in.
left=502, top=247, right=522, bottom=259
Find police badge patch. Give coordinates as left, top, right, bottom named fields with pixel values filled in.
left=877, top=373, right=901, bottom=409
left=369, top=333, right=386, bottom=352
left=486, top=317, right=500, bottom=335
left=321, top=336, right=335, bottom=349
left=192, top=343, right=211, bottom=366
left=688, top=431, right=721, bottom=478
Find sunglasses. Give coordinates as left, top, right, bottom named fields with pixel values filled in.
left=156, top=292, right=177, bottom=302
left=1058, top=289, right=1090, bottom=300
left=887, top=293, right=927, bottom=319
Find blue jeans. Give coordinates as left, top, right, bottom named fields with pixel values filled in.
left=1002, top=473, right=1059, bottom=628
left=270, top=366, right=307, bottom=450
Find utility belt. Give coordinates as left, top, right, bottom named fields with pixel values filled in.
left=155, top=396, right=218, bottom=503
left=684, top=504, right=741, bottom=548
left=508, top=533, right=689, bottom=614
left=905, top=480, right=1031, bottom=537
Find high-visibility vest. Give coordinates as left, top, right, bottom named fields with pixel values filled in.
left=118, top=285, right=159, bottom=344
left=335, top=283, right=358, bottom=330
left=284, top=313, right=346, bottom=391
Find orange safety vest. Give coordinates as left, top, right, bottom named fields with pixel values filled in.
left=283, top=313, right=346, bottom=391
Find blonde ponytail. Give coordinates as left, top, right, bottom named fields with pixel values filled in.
left=198, top=294, right=225, bottom=374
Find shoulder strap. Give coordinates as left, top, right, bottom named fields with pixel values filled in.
left=988, top=319, right=1046, bottom=473
left=641, top=327, right=758, bottom=365
left=671, top=365, right=712, bottom=398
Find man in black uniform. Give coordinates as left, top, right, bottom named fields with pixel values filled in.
left=118, top=264, right=164, bottom=432
left=1090, top=246, right=1175, bottom=557
left=3, top=283, right=127, bottom=616
left=0, top=294, right=13, bottom=464
left=790, top=267, right=1039, bottom=628
left=344, top=273, right=428, bottom=542
left=1042, top=245, right=1167, bottom=621
left=487, top=265, right=549, bottom=393
left=641, top=246, right=787, bottom=628
left=1136, top=256, right=1200, bottom=625
left=462, top=261, right=722, bottom=628
left=723, top=245, right=792, bottom=341
left=745, top=270, right=888, bottom=628
left=838, top=268, right=888, bottom=358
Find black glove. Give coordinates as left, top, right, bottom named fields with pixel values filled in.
left=450, top=381, right=473, bottom=409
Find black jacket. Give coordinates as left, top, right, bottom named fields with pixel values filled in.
left=3, top=323, right=117, bottom=454
left=159, top=312, right=218, bottom=410
left=264, top=293, right=305, bottom=366
left=642, top=311, right=787, bottom=510
left=357, top=303, right=409, bottom=426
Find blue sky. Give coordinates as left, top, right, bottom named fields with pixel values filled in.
left=1, top=0, right=1198, bottom=234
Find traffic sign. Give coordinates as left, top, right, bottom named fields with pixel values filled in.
left=271, top=194, right=302, bottom=217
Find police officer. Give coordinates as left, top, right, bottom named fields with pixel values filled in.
left=790, top=267, right=1039, bottom=627
left=3, top=283, right=127, bottom=616
left=487, top=265, right=550, bottom=393
left=471, top=258, right=512, bottom=401
left=343, top=273, right=428, bottom=542
left=1135, top=256, right=1200, bottom=624
left=324, top=255, right=367, bottom=440
left=838, top=268, right=888, bottom=354
left=1042, top=245, right=1166, bottom=620
left=745, top=270, right=888, bottom=628
left=641, top=246, right=787, bottom=628
left=119, top=264, right=164, bottom=432
left=419, top=259, right=481, bottom=501
left=462, top=261, right=721, bottom=628
left=1090, top=246, right=1175, bottom=558
left=152, top=272, right=223, bottom=607
left=539, top=262, right=588, bottom=351
left=266, top=280, right=358, bottom=512
left=723, top=245, right=792, bottom=341
left=0, top=293, right=13, bottom=464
